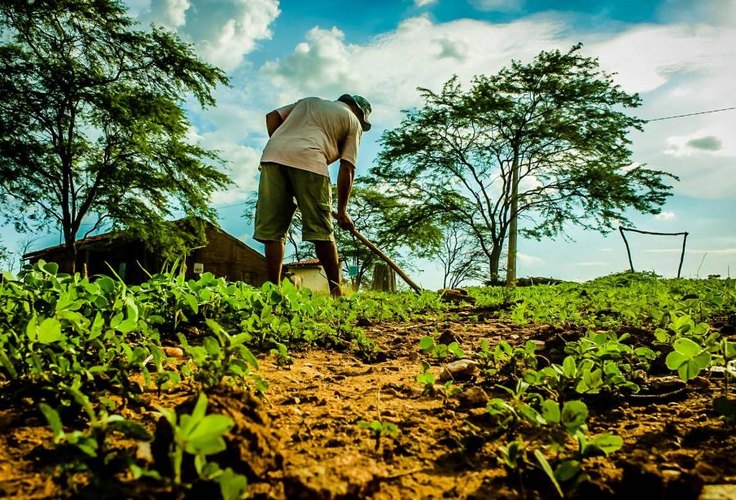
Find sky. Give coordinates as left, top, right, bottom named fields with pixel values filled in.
left=4, top=0, right=736, bottom=287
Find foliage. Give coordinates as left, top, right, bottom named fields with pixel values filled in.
left=372, top=45, right=676, bottom=281
left=0, top=0, right=231, bottom=269
left=358, top=419, right=399, bottom=451
left=155, top=393, right=248, bottom=498
left=419, top=334, right=465, bottom=362
left=470, top=272, right=736, bottom=332
left=39, top=381, right=152, bottom=482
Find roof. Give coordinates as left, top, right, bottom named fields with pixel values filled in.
left=23, top=217, right=264, bottom=260
left=24, top=232, right=127, bottom=259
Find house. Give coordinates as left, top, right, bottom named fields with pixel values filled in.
left=284, top=258, right=333, bottom=294
left=23, top=219, right=269, bottom=286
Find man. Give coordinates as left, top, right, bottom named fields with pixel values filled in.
left=253, top=94, right=372, bottom=297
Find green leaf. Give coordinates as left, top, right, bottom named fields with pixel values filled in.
left=541, top=399, right=560, bottom=424
left=665, top=351, right=687, bottom=370
left=673, top=337, right=701, bottom=357
left=186, top=415, right=233, bottom=455
left=37, top=318, right=64, bottom=344
left=39, top=403, right=64, bottom=438
left=554, top=459, right=581, bottom=482
left=25, top=315, right=38, bottom=341
left=183, top=394, right=209, bottom=434
left=587, top=433, right=624, bottom=455
left=419, top=336, right=434, bottom=350
left=116, top=318, right=138, bottom=334
left=216, top=467, right=248, bottom=500
left=562, top=356, right=577, bottom=377
left=561, top=400, right=588, bottom=433
left=448, top=342, right=465, bottom=358
left=534, top=449, right=563, bottom=497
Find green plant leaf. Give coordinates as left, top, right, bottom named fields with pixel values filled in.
left=534, top=449, right=563, bottom=498
left=561, top=400, right=588, bottom=433
left=587, top=433, right=624, bottom=455
left=419, top=336, right=434, bottom=350
left=554, top=459, right=581, bottom=482
left=673, top=337, right=701, bottom=357
left=39, top=403, right=64, bottom=438
left=541, top=399, right=560, bottom=424
left=217, top=467, right=249, bottom=500
left=186, top=414, right=233, bottom=455
left=37, top=318, right=64, bottom=344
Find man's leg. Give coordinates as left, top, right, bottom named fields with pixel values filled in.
left=264, top=240, right=285, bottom=285
left=314, top=240, right=342, bottom=297
left=253, top=163, right=296, bottom=286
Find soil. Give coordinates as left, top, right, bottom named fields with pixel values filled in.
left=1, top=305, right=735, bottom=499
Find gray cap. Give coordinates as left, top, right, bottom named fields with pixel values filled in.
left=337, top=94, right=372, bottom=131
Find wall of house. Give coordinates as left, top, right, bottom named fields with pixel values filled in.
left=26, top=226, right=268, bottom=287
left=186, top=227, right=268, bottom=286
left=289, top=267, right=330, bottom=294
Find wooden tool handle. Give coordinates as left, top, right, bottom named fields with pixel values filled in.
left=337, top=217, right=422, bottom=293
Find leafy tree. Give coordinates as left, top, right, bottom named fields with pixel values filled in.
left=374, top=44, right=677, bottom=283
left=336, top=182, right=441, bottom=290
left=436, top=219, right=485, bottom=289
left=0, top=0, right=231, bottom=272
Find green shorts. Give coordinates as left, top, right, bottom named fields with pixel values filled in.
left=253, top=162, right=334, bottom=243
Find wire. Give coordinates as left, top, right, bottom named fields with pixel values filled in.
left=645, top=106, right=736, bottom=122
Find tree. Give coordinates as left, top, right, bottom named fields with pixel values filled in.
left=335, top=182, right=441, bottom=290
left=436, top=219, right=484, bottom=289
left=374, top=44, right=677, bottom=283
left=0, top=0, right=231, bottom=272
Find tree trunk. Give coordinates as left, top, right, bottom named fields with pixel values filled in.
left=489, top=243, right=503, bottom=284
left=506, top=153, right=519, bottom=286
left=60, top=242, right=77, bottom=274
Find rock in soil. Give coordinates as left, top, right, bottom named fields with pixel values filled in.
left=439, top=359, right=478, bottom=382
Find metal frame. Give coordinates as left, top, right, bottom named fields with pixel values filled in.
left=618, top=227, right=689, bottom=278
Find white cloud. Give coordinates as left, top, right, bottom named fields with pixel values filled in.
left=469, top=0, right=523, bottom=13
left=148, top=0, right=190, bottom=28
left=132, top=0, right=280, bottom=70
left=414, top=0, right=437, bottom=7
left=261, top=15, right=570, bottom=127
left=518, top=252, right=543, bottom=264
left=655, top=211, right=676, bottom=221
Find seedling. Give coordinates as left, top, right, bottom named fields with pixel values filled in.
left=666, top=337, right=711, bottom=381
left=419, top=335, right=464, bottom=362
left=155, top=393, right=248, bottom=499
left=416, top=362, right=436, bottom=395
left=358, top=419, right=399, bottom=451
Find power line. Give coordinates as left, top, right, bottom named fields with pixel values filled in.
left=645, top=106, right=736, bottom=123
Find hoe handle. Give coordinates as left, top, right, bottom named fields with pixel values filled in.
left=342, top=223, right=423, bottom=294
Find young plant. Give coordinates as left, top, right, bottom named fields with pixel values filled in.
left=155, top=393, right=248, bottom=499
left=419, top=335, right=464, bottom=362
left=416, top=362, right=437, bottom=395
left=38, top=382, right=152, bottom=487
left=713, top=338, right=736, bottom=421
left=357, top=419, right=399, bottom=451
left=666, top=337, right=711, bottom=381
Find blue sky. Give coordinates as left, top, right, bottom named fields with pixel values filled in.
left=4, top=0, right=736, bottom=287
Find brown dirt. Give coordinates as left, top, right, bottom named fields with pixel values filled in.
left=1, top=310, right=735, bottom=499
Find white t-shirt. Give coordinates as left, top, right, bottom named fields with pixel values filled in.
left=260, top=97, right=362, bottom=177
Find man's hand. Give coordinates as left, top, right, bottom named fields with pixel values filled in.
left=333, top=210, right=355, bottom=231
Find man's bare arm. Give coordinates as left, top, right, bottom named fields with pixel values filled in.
left=266, top=110, right=284, bottom=137
left=335, top=159, right=355, bottom=230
